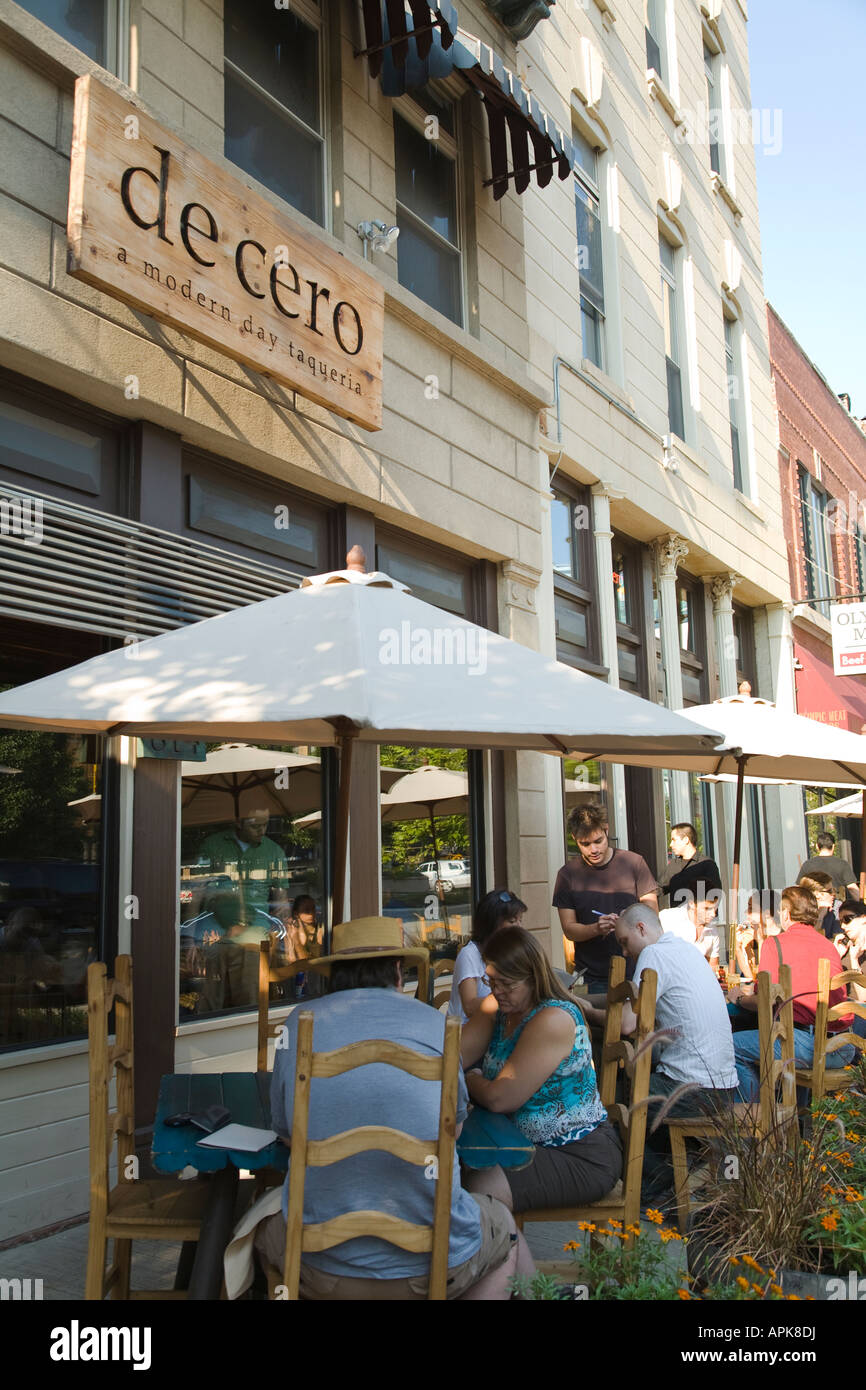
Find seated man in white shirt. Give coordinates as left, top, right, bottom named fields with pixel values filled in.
left=659, top=881, right=723, bottom=976
left=615, top=901, right=738, bottom=1204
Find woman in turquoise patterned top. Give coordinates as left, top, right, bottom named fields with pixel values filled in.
left=461, top=926, right=622, bottom=1213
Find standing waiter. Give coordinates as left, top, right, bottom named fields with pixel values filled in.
left=553, top=802, right=658, bottom=994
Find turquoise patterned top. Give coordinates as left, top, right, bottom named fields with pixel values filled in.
left=482, top=998, right=608, bottom=1147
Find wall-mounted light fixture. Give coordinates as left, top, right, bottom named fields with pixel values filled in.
left=356, top=220, right=400, bottom=260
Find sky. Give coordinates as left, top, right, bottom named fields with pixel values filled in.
left=747, top=0, right=866, bottom=419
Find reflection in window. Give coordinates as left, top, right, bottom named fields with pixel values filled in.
left=395, top=103, right=462, bottom=326
left=613, top=552, right=629, bottom=625
left=0, top=725, right=101, bottom=1049
left=178, top=744, right=325, bottom=1021
left=678, top=583, right=693, bottom=652
left=16, top=0, right=107, bottom=65
left=224, top=0, right=324, bottom=224
left=380, top=747, right=473, bottom=978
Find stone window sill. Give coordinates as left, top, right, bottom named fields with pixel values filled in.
left=647, top=71, right=685, bottom=127
left=711, top=171, right=743, bottom=222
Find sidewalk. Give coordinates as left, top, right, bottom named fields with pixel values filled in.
left=0, top=1214, right=581, bottom=1299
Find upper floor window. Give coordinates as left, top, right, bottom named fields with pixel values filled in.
left=550, top=484, right=599, bottom=672
left=704, top=41, right=723, bottom=178
left=224, top=0, right=325, bottom=226
left=573, top=130, right=605, bottom=371
left=724, top=314, right=744, bottom=492
left=659, top=234, right=684, bottom=440
left=645, top=0, right=667, bottom=83
left=855, top=525, right=866, bottom=597
left=799, top=465, right=837, bottom=619
left=16, top=0, right=125, bottom=73
left=394, top=91, right=462, bottom=327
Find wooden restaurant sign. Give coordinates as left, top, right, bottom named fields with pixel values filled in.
left=67, top=77, right=384, bottom=430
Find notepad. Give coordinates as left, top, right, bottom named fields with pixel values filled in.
left=195, top=1123, right=277, bottom=1152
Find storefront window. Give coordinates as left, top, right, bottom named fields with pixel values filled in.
left=178, top=744, right=325, bottom=1022
left=16, top=0, right=108, bottom=66
left=0, top=622, right=105, bottom=1050
left=379, top=746, right=474, bottom=974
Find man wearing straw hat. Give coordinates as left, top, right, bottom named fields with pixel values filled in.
left=252, top=916, right=535, bottom=1299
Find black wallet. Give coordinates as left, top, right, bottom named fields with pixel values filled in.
left=164, top=1105, right=231, bottom=1133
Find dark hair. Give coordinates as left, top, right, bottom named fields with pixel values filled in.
left=815, top=832, right=836, bottom=851
left=672, top=822, right=698, bottom=847
left=471, top=888, right=527, bottom=948
left=292, top=895, right=316, bottom=917
left=567, top=802, right=608, bottom=840
left=838, top=898, right=865, bottom=924
left=798, top=870, right=834, bottom=895
left=330, top=956, right=401, bottom=992
left=780, top=884, right=819, bottom=929
left=482, top=926, right=574, bottom=1009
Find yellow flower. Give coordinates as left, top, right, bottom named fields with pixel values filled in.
left=735, top=1276, right=750, bottom=1291
left=846, top=1132, right=860, bottom=1142
left=677, top=1289, right=691, bottom=1300
left=821, top=1212, right=840, bottom=1231
left=607, top=1219, right=623, bottom=1229
left=562, top=1241, right=579, bottom=1252
left=728, top=1256, right=740, bottom=1266
left=844, top=1189, right=863, bottom=1203
left=751, top=1282, right=764, bottom=1295
left=770, top=1283, right=784, bottom=1297
left=788, top=1294, right=800, bottom=1301
left=626, top=1224, right=641, bottom=1236
left=646, top=1208, right=664, bottom=1224
left=576, top=1221, right=596, bottom=1233
left=741, top=1254, right=763, bottom=1272
left=825, top=1113, right=838, bottom=1121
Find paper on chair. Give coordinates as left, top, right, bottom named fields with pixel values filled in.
left=196, top=1123, right=277, bottom=1152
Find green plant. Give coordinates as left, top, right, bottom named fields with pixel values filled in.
left=801, top=1075, right=866, bottom=1269
left=561, top=1217, right=685, bottom=1300
left=509, top=1271, right=577, bottom=1300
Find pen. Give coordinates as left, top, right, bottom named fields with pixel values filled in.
left=591, top=909, right=604, bottom=917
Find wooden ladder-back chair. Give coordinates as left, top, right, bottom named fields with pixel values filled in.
left=431, top=958, right=454, bottom=1011
left=515, top=962, right=658, bottom=1240
left=668, top=965, right=797, bottom=1233
left=85, top=956, right=209, bottom=1300
left=281, top=1012, right=461, bottom=1300
left=794, top=958, right=866, bottom=1101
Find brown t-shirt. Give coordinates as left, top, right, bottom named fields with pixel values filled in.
left=552, top=848, right=657, bottom=982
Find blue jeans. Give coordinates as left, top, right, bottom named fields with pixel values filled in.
left=733, top=1028, right=856, bottom=1102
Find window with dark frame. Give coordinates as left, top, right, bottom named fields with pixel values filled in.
left=725, top=314, right=744, bottom=492
left=551, top=484, right=599, bottom=673
left=799, top=464, right=837, bottom=619
left=645, top=0, right=665, bottom=81
left=677, top=572, right=708, bottom=707
left=573, top=129, right=605, bottom=371
left=660, top=234, right=685, bottom=441
left=224, top=0, right=325, bottom=225
left=15, top=0, right=116, bottom=68
left=704, top=41, right=722, bottom=178
left=394, top=89, right=462, bottom=327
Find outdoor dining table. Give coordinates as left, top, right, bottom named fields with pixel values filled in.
left=456, top=1105, right=535, bottom=1171
left=152, top=1071, right=288, bottom=1300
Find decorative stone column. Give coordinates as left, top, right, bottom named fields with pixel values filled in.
left=499, top=556, right=553, bottom=939
left=653, top=533, right=691, bottom=823
left=591, top=484, right=628, bottom=845
left=708, top=572, right=752, bottom=906
left=765, top=601, right=807, bottom=883
left=710, top=572, right=741, bottom=698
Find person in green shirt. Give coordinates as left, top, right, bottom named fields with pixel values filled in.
left=196, top=812, right=289, bottom=918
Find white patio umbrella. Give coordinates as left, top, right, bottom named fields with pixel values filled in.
left=0, top=551, right=724, bottom=921
left=178, top=744, right=321, bottom=824
left=806, top=791, right=863, bottom=817
left=613, top=695, right=866, bottom=941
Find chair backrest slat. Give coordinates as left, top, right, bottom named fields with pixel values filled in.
left=306, top=1126, right=433, bottom=1166
left=597, top=956, right=626, bottom=1108
left=87, top=956, right=136, bottom=1211
left=756, top=965, right=795, bottom=1131
left=311, top=1039, right=444, bottom=1080
left=620, top=966, right=657, bottom=1229
left=302, top=1211, right=434, bottom=1255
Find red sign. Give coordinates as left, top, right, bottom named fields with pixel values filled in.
left=794, top=632, right=866, bottom=733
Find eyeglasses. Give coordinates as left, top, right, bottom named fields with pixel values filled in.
left=483, top=972, right=523, bottom=994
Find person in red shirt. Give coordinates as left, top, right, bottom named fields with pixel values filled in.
left=729, top=884, right=855, bottom=1100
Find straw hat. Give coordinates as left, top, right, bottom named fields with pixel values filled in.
left=305, top=916, right=428, bottom=977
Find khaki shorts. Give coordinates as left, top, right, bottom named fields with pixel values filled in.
left=255, top=1192, right=515, bottom=1300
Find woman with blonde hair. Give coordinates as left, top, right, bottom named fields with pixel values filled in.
left=460, top=926, right=622, bottom=1214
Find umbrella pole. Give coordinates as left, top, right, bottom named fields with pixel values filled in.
left=728, top=754, right=747, bottom=966
left=428, top=806, right=449, bottom=928
left=332, top=732, right=355, bottom=925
